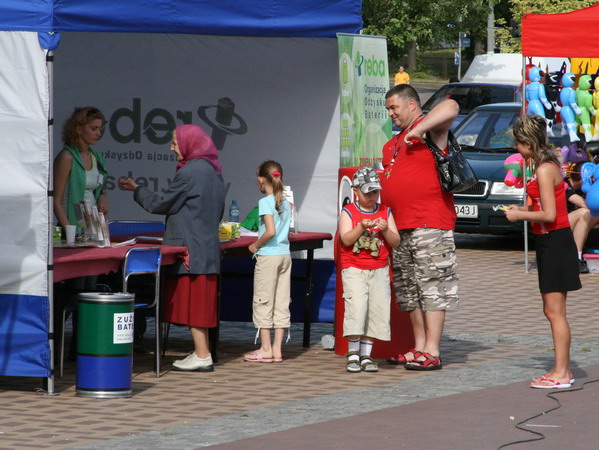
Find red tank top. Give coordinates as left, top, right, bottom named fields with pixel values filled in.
left=339, top=202, right=391, bottom=270
left=526, top=163, right=570, bottom=234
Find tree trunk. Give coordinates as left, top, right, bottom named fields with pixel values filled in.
left=474, top=38, right=485, bottom=56
left=407, top=41, right=417, bottom=73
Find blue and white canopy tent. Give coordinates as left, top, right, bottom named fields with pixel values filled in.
left=0, top=0, right=362, bottom=394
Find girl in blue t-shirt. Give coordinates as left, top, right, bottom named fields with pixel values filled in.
left=244, top=160, right=292, bottom=363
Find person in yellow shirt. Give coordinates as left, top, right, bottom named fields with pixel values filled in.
left=394, top=66, right=410, bottom=85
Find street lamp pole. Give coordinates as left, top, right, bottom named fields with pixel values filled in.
left=487, top=0, right=495, bottom=53
left=458, top=32, right=466, bottom=79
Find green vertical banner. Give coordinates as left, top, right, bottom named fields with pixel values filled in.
left=338, top=33, right=391, bottom=168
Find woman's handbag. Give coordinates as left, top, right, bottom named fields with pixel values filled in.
left=425, top=130, right=478, bottom=194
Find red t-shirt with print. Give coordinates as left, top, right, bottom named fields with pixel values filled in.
left=339, top=202, right=391, bottom=270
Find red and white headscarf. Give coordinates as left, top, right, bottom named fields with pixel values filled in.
left=175, top=124, right=222, bottom=175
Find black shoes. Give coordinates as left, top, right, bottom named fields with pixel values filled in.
left=579, top=259, right=589, bottom=274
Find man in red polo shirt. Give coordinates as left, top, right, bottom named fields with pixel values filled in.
left=380, top=85, right=459, bottom=371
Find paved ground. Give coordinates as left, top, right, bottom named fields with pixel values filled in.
left=411, top=81, right=442, bottom=103
left=0, top=82, right=592, bottom=450
left=2, top=233, right=599, bottom=449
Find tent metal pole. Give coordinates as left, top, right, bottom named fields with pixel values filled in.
left=47, top=49, right=56, bottom=396
left=521, top=56, right=530, bottom=274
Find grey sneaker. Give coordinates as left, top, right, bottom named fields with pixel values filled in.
left=174, top=352, right=194, bottom=364
left=172, top=352, right=214, bottom=372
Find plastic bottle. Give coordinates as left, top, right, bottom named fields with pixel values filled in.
left=228, top=200, right=240, bottom=223
left=283, top=186, right=298, bottom=234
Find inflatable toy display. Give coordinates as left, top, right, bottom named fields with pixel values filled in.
left=560, top=143, right=588, bottom=163
left=581, top=161, right=599, bottom=216
left=593, top=74, right=599, bottom=140
left=526, top=66, right=553, bottom=135
left=560, top=72, right=582, bottom=142
left=575, top=74, right=596, bottom=142
left=545, top=62, right=567, bottom=130
left=504, top=153, right=532, bottom=188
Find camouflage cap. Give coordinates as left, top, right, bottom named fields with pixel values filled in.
left=352, top=167, right=382, bottom=193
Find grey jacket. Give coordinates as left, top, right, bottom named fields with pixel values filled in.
left=133, top=159, right=225, bottom=275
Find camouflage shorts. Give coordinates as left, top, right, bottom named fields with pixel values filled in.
left=392, top=228, right=459, bottom=312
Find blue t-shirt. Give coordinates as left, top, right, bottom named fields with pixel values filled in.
left=257, top=195, right=291, bottom=256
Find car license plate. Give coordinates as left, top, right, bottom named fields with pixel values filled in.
left=455, top=204, right=478, bottom=218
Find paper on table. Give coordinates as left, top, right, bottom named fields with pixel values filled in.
left=110, top=238, right=137, bottom=248
left=109, top=235, right=163, bottom=247
left=240, top=227, right=258, bottom=237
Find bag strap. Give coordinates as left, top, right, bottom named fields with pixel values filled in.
left=424, top=130, right=459, bottom=157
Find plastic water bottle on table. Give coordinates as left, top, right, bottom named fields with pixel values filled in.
left=228, top=200, right=240, bottom=223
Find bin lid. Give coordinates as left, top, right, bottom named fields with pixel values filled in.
left=78, top=292, right=135, bottom=304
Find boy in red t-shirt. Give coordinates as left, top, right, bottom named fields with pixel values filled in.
left=338, top=167, right=400, bottom=372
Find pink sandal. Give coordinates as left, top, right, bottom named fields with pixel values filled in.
left=530, top=377, right=571, bottom=389
left=243, top=351, right=274, bottom=363
left=532, top=373, right=575, bottom=384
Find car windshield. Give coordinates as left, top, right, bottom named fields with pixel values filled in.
left=454, top=107, right=569, bottom=152
left=455, top=109, right=519, bottom=150
left=423, top=85, right=516, bottom=115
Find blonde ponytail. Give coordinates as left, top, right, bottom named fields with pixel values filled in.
left=257, top=160, right=285, bottom=214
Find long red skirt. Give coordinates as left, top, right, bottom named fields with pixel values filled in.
left=163, top=274, right=218, bottom=328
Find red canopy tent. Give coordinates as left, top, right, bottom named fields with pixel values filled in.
left=522, top=4, right=599, bottom=58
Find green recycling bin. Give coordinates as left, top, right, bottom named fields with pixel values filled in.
left=76, top=292, right=135, bottom=398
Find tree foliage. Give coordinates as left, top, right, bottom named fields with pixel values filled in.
left=361, top=1, right=437, bottom=59
left=361, top=0, right=599, bottom=72
left=362, top=0, right=490, bottom=71
left=495, top=0, right=597, bottom=52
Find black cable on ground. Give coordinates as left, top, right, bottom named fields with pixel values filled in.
left=498, top=377, right=599, bottom=449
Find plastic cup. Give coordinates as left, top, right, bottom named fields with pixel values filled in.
left=65, top=225, right=76, bottom=244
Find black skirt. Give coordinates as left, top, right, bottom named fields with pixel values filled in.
left=535, top=227, right=582, bottom=294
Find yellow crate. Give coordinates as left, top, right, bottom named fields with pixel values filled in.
left=219, top=222, right=240, bottom=239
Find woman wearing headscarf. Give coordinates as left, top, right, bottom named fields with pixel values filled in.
left=119, top=124, right=225, bottom=372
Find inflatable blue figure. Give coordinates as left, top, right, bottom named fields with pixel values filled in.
left=560, top=72, right=582, bottom=143
left=526, top=66, right=553, bottom=136
left=580, top=162, right=599, bottom=215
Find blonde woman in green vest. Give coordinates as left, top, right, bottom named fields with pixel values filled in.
left=53, top=107, right=110, bottom=360
left=54, top=106, right=109, bottom=228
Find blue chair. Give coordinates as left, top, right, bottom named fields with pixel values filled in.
left=122, top=246, right=163, bottom=377
left=109, top=220, right=165, bottom=236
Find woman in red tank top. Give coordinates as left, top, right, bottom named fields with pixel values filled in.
left=505, top=115, right=581, bottom=389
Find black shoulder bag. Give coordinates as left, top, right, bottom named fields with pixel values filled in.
left=425, top=130, right=478, bottom=194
